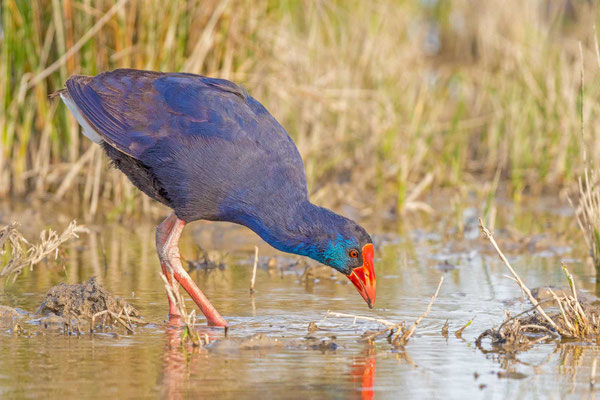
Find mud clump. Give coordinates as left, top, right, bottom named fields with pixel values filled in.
left=36, top=277, right=141, bottom=332
left=0, top=305, right=20, bottom=329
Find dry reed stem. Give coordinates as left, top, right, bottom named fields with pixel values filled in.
left=88, top=304, right=142, bottom=334
left=107, top=310, right=134, bottom=333
left=159, top=272, right=201, bottom=346
left=361, top=320, right=405, bottom=342
left=478, top=218, right=559, bottom=332
left=358, top=276, right=444, bottom=345
left=27, top=0, right=130, bottom=90
left=548, top=288, right=575, bottom=333
left=323, top=311, right=395, bottom=327
left=592, top=358, right=598, bottom=388
left=496, top=298, right=556, bottom=333
left=392, top=276, right=444, bottom=347
left=250, top=246, right=258, bottom=294
left=571, top=37, right=600, bottom=276
left=569, top=170, right=600, bottom=275
left=53, top=146, right=95, bottom=200
left=91, top=310, right=108, bottom=332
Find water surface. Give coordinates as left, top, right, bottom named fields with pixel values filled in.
left=0, top=199, right=598, bottom=399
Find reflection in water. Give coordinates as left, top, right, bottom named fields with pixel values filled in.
left=350, top=344, right=376, bottom=400
left=161, top=318, right=380, bottom=399
left=160, top=317, right=222, bottom=400
left=161, top=321, right=188, bottom=400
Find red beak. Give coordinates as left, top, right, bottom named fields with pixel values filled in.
left=347, top=244, right=376, bottom=308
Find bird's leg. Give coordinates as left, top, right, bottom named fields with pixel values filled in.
left=157, top=212, right=228, bottom=327
left=156, top=213, right=182, bottom=318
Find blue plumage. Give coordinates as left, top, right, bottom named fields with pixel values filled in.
left=62, top=69, right=372, bottom=275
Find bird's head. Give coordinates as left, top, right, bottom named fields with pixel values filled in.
left=245, top=203, right=376, bottom=308
left=295, top=212, right=376, bottom=308
left=324, top=241, right=376, bottom=309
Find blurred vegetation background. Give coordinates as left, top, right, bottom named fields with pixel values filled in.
left=2, top=0, right=600, bottom=219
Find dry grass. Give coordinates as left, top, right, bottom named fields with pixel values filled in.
left=3, top=1, right=600, bottom=216
left=0, top=220, right=88, bottom=282
left=569, top=31, right=600, bottom=281
left=159, top=272, right=211, bottom=347
left=571, top=167, right=600, bottom=279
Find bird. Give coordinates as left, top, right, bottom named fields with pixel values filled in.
left=55, top=68, right=376, bottom=327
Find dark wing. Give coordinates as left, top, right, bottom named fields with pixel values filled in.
left=65, top=69, right=309, bottom=221
left=66, top=69, right=253, bottom=158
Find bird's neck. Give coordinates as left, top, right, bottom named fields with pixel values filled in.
left=236, top=200, right=335, bottom=263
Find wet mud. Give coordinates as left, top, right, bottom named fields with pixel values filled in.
left=37, top=277, right=139, bottom=319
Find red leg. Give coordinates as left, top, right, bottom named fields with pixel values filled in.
left=157, top=213, right=228, bottom=327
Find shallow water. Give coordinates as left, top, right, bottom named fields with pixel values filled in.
left=1, top=199, right=600, bottom=399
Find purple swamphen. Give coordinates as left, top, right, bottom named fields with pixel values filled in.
left=56, top=69, right=376, bottom=326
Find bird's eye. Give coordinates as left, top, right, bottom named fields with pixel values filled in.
left=349, top=249, right=359, bottom=258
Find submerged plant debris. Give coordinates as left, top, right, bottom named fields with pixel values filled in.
left=36, top=277, right=142, bottom=333
left=476, top=310, right=553, bottom=353
left=324, top=276, right=444, bottom=349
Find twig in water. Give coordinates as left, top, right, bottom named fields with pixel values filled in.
left=441, top=320, right=449, bottom=338
left=91, top=310, right=108, bottom=333
left=393, top=276, right=444, bottom=347
left=497, top=298, right=556, bottom=334
left=361, top=320, right=405, bottom=342
left=250, top=246, right=258, bottom=294
left=323, top=311, right=395, bottom=327
left=160, top=272, right=201, bottom=346
left=360, top=276, right=444, bottom=345
left=108, top=310, right=134, bottom=334
left=592, top=358, right=598, bottom=389
left=478, top=218, right=559, bottom=332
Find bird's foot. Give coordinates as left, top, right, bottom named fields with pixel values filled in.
left=157, top=213, right=228, bottom=328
